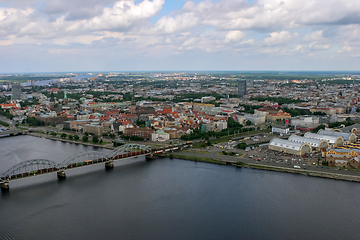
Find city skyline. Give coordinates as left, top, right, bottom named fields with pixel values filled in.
left=1, top=0, right=360, bottom=73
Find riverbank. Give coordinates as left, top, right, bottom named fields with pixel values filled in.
left=27, top=132, right=115, bottom=149
left=170, top=154, right=360, bottom=183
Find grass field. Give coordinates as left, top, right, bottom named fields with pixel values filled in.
left=170, top=154, right=226, bottom=165
left=216, top=151, right=243, bottom=157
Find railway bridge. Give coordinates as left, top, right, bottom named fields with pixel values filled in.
left=0, top=143, right=189, bottom=191
left=0, top=129, right=26, bottom=138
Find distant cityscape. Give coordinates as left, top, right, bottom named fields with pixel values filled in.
left=1, top=71, right=360, bottom=171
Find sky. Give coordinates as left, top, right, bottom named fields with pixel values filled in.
left=0, top=0, right=360, bottom=73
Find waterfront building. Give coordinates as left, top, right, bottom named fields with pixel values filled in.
left=269, top=138, right=312, bottom=156
left=326, top=149, right=360, bottom=168
left=288, top=135, right=329, bottom=152
left=83, top=124, right=104, bottom=136
left=124, top=127, right=154, bottom=140
left=304, top=132, right=343, bottom=147
left=317, top=130, right=357, bottom=144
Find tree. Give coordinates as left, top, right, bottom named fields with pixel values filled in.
left=246, top=120, right=252, bottom=126
left=82, top=135, right=88, bottom=142
left=237, top=142, right=247, bottom=149
left=312, top=124, right=326, bottom=133
left=60, top=133, right=67, bottom=138
left=109, top=133, right=115, bottom=139
left=99, top=139, right=103, bottom=144
left=92, top=136, right=99, bottom=143
left=84, top=132, right=89, bottom=136
left=50, top=132, right=57, bottom=136
left=68, top=135, right=73, bottom=140
left=102, top=133, right=108, bottom=137
left=73, top=135, right=79, bottom=140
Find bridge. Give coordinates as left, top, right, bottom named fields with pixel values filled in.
left=0, top=143, right=190, bottom=191
left=0, top=129, right=26, bottom=138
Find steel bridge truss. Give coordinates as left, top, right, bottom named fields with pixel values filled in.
left=60, top=151, right=110, bottom=169
left=111, top=144, right=152, bottom=160
left=0, top=159, right=62, bottom=181
left=1, top=144, right=153, bottom=182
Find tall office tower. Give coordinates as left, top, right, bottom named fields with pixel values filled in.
left=237, top=79, right=246, bottom=97
left=12, top=82, right=22, bottom=100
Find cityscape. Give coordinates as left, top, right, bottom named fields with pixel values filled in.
left=1, top=0, right=360, bottom=239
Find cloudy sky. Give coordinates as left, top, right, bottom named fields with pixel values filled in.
left=1, top=0, right=359, bottom=73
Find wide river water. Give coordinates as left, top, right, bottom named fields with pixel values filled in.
left=1, top=136, right=360, bottom=240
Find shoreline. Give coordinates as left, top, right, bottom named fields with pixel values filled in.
left=7, top=134, right=360, bottom=183
left=169, top=154, right=360, bottom=183
left=26, top=132, right=115, bottom=149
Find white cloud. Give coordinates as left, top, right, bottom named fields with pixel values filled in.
left=263, top=31, right=298, bottom=45
left=225, top=30, right=245, bottom=43
left=304, top=30, right=323, bottom=42
left=310, top=42, right=330, bottom=50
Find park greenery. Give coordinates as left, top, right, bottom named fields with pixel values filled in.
left=92, top=136, right=99, bottom=143
left=180, top=118, right=258, bottom=141
left=121, top=135, right=144, bottom=141
left=237, top=142, right=247, bottom=149
left=0, top=120, right=9, bottom=127
left=250, top=97, right=305, bottom=105
left=25, top=117, right=45, bottom=126
left=0, top=108, right=13, bottom=120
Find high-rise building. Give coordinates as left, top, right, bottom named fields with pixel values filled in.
left=12, top=82, right=22, bottom=100
left=237, top=80, right=246, bottom=97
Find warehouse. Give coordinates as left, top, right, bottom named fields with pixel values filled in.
left=269, top=138, right=312, bottom=156
left=304, top=132, right=343, bottom=147
left=288, top=135, right=329, bottom=152
left=317, top=130, right=356, bottom=144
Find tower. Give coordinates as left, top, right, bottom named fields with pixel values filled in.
left=12, top=82, right=22, bottom=100
left=237, top=79, right=246, bottom=97
left=64, top=89, right=68, bottom=105
left=131, top=86, right=136, bottom=106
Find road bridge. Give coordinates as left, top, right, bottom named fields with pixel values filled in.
left=0, top=143, right=190, bottom=191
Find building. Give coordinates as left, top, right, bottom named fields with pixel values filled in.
left=266, top=112, right=291, bottom=122
left=163, top=128, right=178, bottom=139
left=237, top=80, right=246, bottom=97
left=244, top=113, right=265, bottom=125
left=288, top=135, right=329, bottom=152
left=272, top=126, right=290, bottom=135
left=124, top=127, right=154, bottom=140
left=12, top=82, right=22, bottom=100
left=317, top=130, right=357, bottom=144
left=269, top=138, right=312, bottom=156
left=83, top=124, right=104, bottom=136
left=326, top=149, right=360, bottom=167
left=201, top=96, right=216, bottom=103
left=152, top=131, right=170, bottom=142
left=290, top=116, right=319, bottom=127
left=304, top=132, right=343, bottom=147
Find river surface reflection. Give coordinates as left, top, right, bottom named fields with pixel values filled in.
left=1, top=136, right=360, bottom=240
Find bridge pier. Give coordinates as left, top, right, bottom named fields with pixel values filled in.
left=145, top=154, right=154, bottom=160
left=1, top=181, right=10, bottom=191
left=105, top=161, right=114, bottom=169
left=57, top=170, right=66, bottom=179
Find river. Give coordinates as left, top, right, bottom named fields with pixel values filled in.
left=1, top=136, right=360, bottom=240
